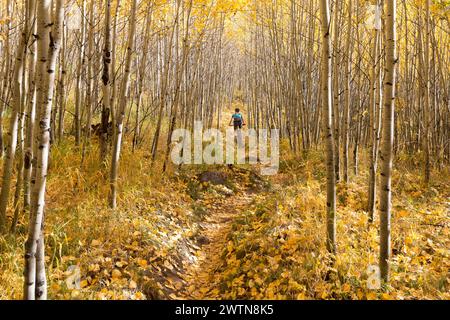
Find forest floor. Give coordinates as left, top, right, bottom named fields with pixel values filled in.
left=177, top=190, right=254, bottom=299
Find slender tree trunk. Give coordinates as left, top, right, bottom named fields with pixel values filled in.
left=0, top=0, right=30, bottom=232
left=57, top=24, right=66, bottom=142
left=100, top=0, right=112, bottom=161
left=110, top=0, right=121, bottom=139
left=379, top=0, right=397, bottom=283
left=24, top=0, right=38, bottom=211
left=343, top=0, right=352, bottom=183
left=320, top=0, right=337, bottom=255
left=423, top=0, right=431, bottom=184
left=74, top=0, right=86, bottom=146
left=109, top=0, right=137, bottom=209
left=133, top=2, right=153, bottom=152
left=0, top=0, right=12, bottom=160
left=332, top=0, right=341, bottom=182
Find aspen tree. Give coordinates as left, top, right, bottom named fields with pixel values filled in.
left=24, top=0, right=38, bottom=211
left=110, top=0, right=121, bottom=137
left=133, top=2, right=153, bottom=152
left=57, top=22, right=67, bottom=142
left=81, top=0, right=95, bottom=163
left=320, top=0, right=337, bottom=255
left=379, top=0, right=397, bottom=283
left=332, top=0, right=342, bottom=182
left=0, top=0, right=12, bottom=159
left=109, top=0, right=137, bottom=209
left=0, top=0, right=31, bottom=232
left=100, top=0, right=112, bottom=161
left=74, top=0, right=86, bottom=146
left=343, top=0, right=352, bottom=184
left=24, top=0, right=64, bottom=300
left=423, top=0, right=431, bottom=184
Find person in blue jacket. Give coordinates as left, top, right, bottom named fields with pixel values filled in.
left=229, top=108, right=246, bottom=131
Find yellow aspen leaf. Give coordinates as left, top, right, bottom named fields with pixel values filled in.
left=137, top=259, right=148, bottom=268
left=135, top=292, right=144, bottom=299
left=88, top=264, right=100, bottom=272
left=397, top=210, right=409, bottom=218
left=91, top=239, right=101, bottom=246
left=342, top=283, right=351, bottom=292
left=381, top=293, right=393, bottom=300
left=296, top=292, right=306, bottom=300
left=366, top=292, right=378, bottom=300
left=227, top=241, right=234, bottom=253
left=111, top=269, right=122, bottom=279
left=80, top=280, right=89, bottom=288
left=405, top=237, right=413, bottom=245
left=357, top=290, right=364, bottom=300
left=129, top=280, right=137, bottom=289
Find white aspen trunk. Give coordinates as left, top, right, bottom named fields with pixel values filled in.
left=81, top=0, right=95, bottom=163
left=133, top=2, right=153, bottom=152
left=0, top=0, right=12, bottom=159
left=57, top=23, right=66, bottom=142
left=74, top=0, right=85, bottom=146
left=320, top=0, right=337, bottom=255
left=332, top=0, right=341, bottom=182
left=0, top=0, right=30, bottom=232
left=368, top=29, right=380, bottom=222
left=12, top=0, right=35, bottom=232
left=24, top=0, right=64, bottom=300
left=343, top=0, right=352, bottom=184
left=24, top=0, right=38, bottom=211
left=379, top=0, right=397, bottom=283
left=423, top=0, right=431, bottom=183
left=109, top=0, right=137, bottom=209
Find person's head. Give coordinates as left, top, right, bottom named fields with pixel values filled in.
left=235, top=108, right=240, bottom=113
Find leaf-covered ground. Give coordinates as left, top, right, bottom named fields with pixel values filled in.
left=0, top=142, right=448, bottom=300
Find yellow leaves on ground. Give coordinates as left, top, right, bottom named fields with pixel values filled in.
left=137, top=259, right=148, bottom=268
left=206, top=153, right=449, bottom=300
left=111, top=269, right=122, bottom=280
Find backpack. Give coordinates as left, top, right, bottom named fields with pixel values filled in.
left=232, top=113, right=243, bottom=125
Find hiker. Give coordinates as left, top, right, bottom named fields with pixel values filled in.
left=229, top=108, right=246, bottom=149
left=229, top=108, right=246, bottom=131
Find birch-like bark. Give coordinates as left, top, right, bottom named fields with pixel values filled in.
left=379, top=0, right=397, bottom=283
left=24, top=0, right=64, bottom=300
left=109, top=0, right=137, bottom=209
left=0, top=0, right=12, bottom=159
left=24, top=0, right=38, bottom=211
left=320, top=0, right=337, bottom=255
left=74, top=0, right=86, bottom=146
left=332, top=0, right=341, bottom=182
left=110, top=0, right=121, bottom=138
left=57, top=23, right=67, bottom=142
left=132, top=2, right=153, bottom=152
left=368, top=29, right=380, bottom=222
left=81, top=0, right=95, bottom=163
left=423, top=0, right=431, bottom=183
left=0, top=0, right=30, bottom=232
left=343, top=0, right=352, bottom=184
